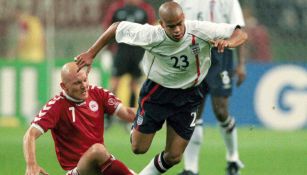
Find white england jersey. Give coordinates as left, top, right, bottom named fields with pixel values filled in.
left=115, top=20, right=236, bottom=89
left=175, top=0, right=245, bottom=26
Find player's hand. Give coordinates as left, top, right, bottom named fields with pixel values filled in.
left=128, top=107, right=137, bottom=121
left=25, top=164, right=48, bottom=175
left=74, top=51, right=95, bottom=72
left=117, top=106, right=136, bottom=122
left=235, top=63, right=246, bottom=87
left=209, top=39, right=231, bottom=53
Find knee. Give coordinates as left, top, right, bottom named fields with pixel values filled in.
left=89, top=143, right=108, bottom=157
left=220, top=116, right=236, bottom=133
left=131, top=143, right=149, bottom=154
left=130, top=131, right=150, bottom=154
left=213, top=107, right=228, bottom=122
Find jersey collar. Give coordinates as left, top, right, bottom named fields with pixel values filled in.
left=62, top=90, right=84, bottom=103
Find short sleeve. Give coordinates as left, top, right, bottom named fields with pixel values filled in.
left=228, top=0, right=245, bottom=26
left=95, top=87, right=122, bottom=115
left=115, top=21, right=164, bottom=48
left=31, top=96, right=62, bottom=133
left=189, top=20, right=236, bottom=41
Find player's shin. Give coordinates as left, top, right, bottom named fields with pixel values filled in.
left=219, top=116, right=239, bottom=161
left=100, top=155, right=134, bottom=175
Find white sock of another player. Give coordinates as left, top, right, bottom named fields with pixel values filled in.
left=219, top=116, right=239, bottom=162
left=183, top=123, right=203, bottom=173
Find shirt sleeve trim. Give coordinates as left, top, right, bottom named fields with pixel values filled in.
left=31, top=124, right=45, bottom=134
left=235, top=25, right=241, bottom=29
left=113, top=103, right=122, bottom=116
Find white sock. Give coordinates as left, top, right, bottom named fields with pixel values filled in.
left=139, top=158, right=161, bottom=175
left=139, top=151, right=172, bottom=175
left=220, top=116, right=239, bottom=161
left=183, top=121, right=203, bottom=173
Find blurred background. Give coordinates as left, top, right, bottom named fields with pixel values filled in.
left=0, top=0, right=306, bottom=174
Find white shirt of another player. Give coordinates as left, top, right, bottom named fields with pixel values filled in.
left=115, top=20, right=236, bottom=89
left=175, top=0, right=245, bottom=26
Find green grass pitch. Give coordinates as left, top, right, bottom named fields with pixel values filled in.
left=1, top=124, right=306, bottom=175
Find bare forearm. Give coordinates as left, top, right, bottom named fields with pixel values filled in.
left=117, top=107, right=136, bottom=122
left=237, top=45, right=245, bottom=65
left=23, top=131, right=37, bottom=165
left=87, top=22, right=120, bottom=58
left=24, top=127, right=48, bottom=175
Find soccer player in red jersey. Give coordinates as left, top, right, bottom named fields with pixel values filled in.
left=23, top=62, right=136, bottom=175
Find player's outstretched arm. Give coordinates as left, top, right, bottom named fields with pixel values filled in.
left=116, top=106, right=136, bottom=123
left=211, top=27, right=248, bottom=53
left=23, top=127, right=48, bottom=175
left=235, top=45, right=246, bottom=87
left=75, top=22, right=121, bottom=71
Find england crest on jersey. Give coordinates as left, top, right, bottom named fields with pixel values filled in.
left=190, top=43, right=200, bottom=55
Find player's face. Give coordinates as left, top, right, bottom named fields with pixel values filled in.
left=64, top=72, right=89, bottom=101
left=160, top=13, right=185, bottom=41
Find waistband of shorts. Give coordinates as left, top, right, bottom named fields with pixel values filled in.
left=148, top=79, right=207, bottom=93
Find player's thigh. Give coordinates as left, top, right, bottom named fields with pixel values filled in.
left=131, top=128, right=155, bottom=153
left=132, top=80, right=168, bottom=151
left=109, top=76, right=121, bottom=91
left=206, top=48, right=234, bottom=96
left=112, top=55, right=128, bottom=77
left=128, top=56, right=143, bottom=81
left=167, top=102, right=201, bottom=141
left=196, top=98, right=206, bottom=120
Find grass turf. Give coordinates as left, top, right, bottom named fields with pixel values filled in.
left=1, top=124, right=306, bottom=175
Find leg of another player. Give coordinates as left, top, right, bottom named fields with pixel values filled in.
left=211, top=96, right=244, bottom=174
left=105, top=77, right=121, bottom=129
left=179, top=100, right=205, bottom=175
left=139, top=125, right=189, bottom=175
left=129, top=78, right=139, bottom=107
left=110, top=75, right=120, bottom=94
left=76, top=143, right=133, bottom=175
left=123, top=78, right=139, bottom=131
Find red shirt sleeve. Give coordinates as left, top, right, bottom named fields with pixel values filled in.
left=92, top=86, right=122, bottom=115
left=31, top=96, right=63, bottom=132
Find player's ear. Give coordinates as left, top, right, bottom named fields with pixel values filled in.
left=60, top=82, right=66, bottom=91
left=158, top=19, right=164, bottom=28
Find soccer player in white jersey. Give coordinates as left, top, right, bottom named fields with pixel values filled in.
left=75, top=2, right=247, bottom=175
left=23, top=62, right=136, bottom=175
left=175, top=0, right=246, bottom=175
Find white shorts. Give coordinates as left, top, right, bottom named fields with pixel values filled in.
left=66, top=167, right=79, bottom=175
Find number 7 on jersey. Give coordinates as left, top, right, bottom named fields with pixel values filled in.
left=69, top=107, right=76, bottom=122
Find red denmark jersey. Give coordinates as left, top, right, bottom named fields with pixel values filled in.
left=31, top=85, right=121, bottom=170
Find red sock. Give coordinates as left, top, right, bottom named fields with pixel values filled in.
left=100, top=156, right=134, bottom=175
